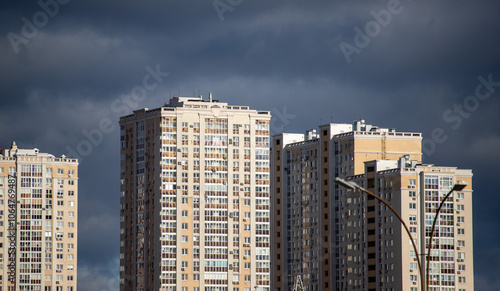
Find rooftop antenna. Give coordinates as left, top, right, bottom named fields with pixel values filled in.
left=209, top=92, right=213, bottom=103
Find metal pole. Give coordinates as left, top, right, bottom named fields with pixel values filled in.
left=358, top=188, right=425, bottom=291
left=336, top=178, right=425, bottom=291
left=426, top=183, right=466, bottom=290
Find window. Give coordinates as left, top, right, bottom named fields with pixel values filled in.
left=457, top=216, right=465, bottom=223
left=68, top=191, right=74, bottom=196
left=457, top=192, right=464, bottom=199
left=457, top=252, right=465, bottom=260
left=244, top=262, right=251, bottom=269
left=458, top=228, right=465, bottom=235
left=244, top=225, right=250, bottom=231
left=409, top=227, right=416, bottom=233
left=409, top=179, right=416, bottom=186
left=181, top=223, right=188, bottom=230
left=182, top=210, right=188, bottom=217
left=244, top=275, right=251, bottom=282
left=409, top=215, right=417, bottom=222
left=409, top=203, right=416, bottom=209
left=457, top=204, right=464, bottom=211
left=182, top=248, right=188, bottom=255
left=57, top=169, right=64, bottom=175
left=409, top=191, right=416, bottom=198
left=182, top=236, right=188, bottom=242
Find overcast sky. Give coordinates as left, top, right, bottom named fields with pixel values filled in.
left=1, top=1, right=499, bottom=290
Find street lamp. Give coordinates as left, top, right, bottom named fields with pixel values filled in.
left=425, top=181, right=467, bottom=291
left=335, top=177, right=425, bottom=291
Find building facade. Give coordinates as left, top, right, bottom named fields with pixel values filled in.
left=346, top=156, right=473, bottom=290
left=271, top=120, right=423, bottom=290
left=119, top=96, right=271, bottom=291
left=0, top=142, right=78, bottom=291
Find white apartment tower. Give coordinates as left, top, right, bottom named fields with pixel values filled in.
left=0, top=142, right=79, bottom=291
left=119, top=96, right=271, bottom=291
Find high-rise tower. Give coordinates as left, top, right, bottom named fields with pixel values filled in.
left=0, top=142, right=79, bottom=291
left=271, top=120, right=423, bottom=290
left=119, top=96, right=271, bottom=291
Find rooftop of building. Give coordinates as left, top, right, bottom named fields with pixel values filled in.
left=0, top=141, right=78, bottom=163
left=275, top=119, right=422, bottom=147
left=120, top=94, right=270, bottom=120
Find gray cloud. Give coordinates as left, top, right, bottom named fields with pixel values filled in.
left=1, top=0, right=499, bottom=289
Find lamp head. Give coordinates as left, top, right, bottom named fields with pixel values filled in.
left=452, top=181, right=467, bottom=192
left=335, top=177, right=358, bottom=191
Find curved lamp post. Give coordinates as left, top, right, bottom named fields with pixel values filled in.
left=335, top=177, right=425, bottom=291
left=425, top=181, right=467, bottom=291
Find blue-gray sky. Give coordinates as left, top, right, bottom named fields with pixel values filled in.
left=1, top=1, right=499, bottom=290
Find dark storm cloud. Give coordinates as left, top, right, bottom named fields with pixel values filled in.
left=1, top=1, right=500, bottom=290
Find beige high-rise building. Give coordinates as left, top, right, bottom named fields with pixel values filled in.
left=271, top=120, right=423, bottom=290
left=271, top=119, right=474, bottom=291
left=345, top=156, right=473, bottom=290
left=119, top=96, right=271, bottom=291
left=0, top=142, right=78, bottom=291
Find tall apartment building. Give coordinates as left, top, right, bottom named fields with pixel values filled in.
left=119, top=96, right=271, bottom=291
left=0, top=142, right=78, bottom=291
left=271, top=120, right=423, bottom=290
left=345, top=156, right=473, bottom=290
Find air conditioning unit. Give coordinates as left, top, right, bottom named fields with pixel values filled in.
left=243, top=256, right=248, bottom=259
left=181, top=267, right=185, bottom=271
left=233, top=281, right=240, bottom=284
left=243, top=219, right=247, bottom=222
left=240, top=183, right=244, bottom=186
left=457, top=247, right=461, bottom=250
left=177, top=149, right=182, bottom=152
left=229, top=251, right=233, bottom=254
left=178, top=162, right=182, bottom=165
left=243, top=243, right=250, bottom=247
